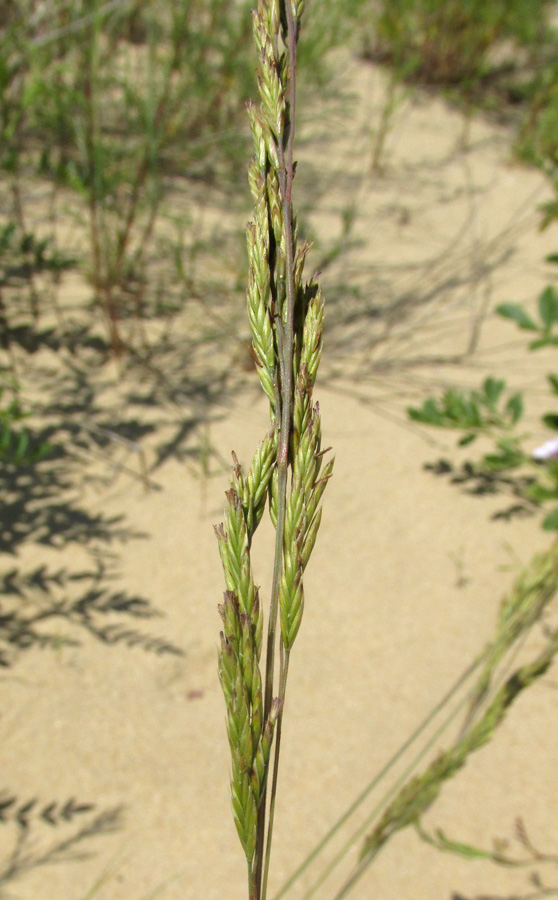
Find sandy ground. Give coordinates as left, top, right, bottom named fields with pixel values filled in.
left=1, top=53, right=558, bottom=900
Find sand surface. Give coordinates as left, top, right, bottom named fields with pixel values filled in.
left=1, top=53, right=558, bottom=900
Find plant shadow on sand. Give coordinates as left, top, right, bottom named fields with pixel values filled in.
left=0, top=271, right=242, bottom=660
left=424, top=459, right=539, bottom=522
left=311, top=162, right=536, bottom=383
left=0, top=557, right=184, bottom=666
left=0, top=800, right=124, bottom=900
left=0, top=258, right=247, bottom=890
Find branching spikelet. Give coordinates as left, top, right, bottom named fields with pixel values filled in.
left=247, top=217, right=276, bottom=410
left=301, top=285, right=325, bottom=386
left=231, top=771, right=258, bottom=861
left=248, top=103, right=267, bottom=169
left=231, top=429, right=277, bottom=541
left=279, top=404, right=329, bottom=649
left=466, top=538, right=558, bottom=717
left=269, top=467, right=278, bottom=529
left=216, top=494, right=256, bottom=615
left=247, top=430, right=277, bottom=514
left=218, top=590, right=269, bottom=863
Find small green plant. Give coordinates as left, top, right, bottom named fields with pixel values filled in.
left=407, top=273, right=558, bottom=528
left=359, top=0, right=558, bottom=168
left=497, top=277, right=558, bottom=349
left=0, top=0, right=364, bottom=358
left=514, top=57, right=558, bottom=173
left=364, top=0, right=548, bottom=88
left=408, top=375, right=524, bottom=446
left=0, top=0, right=258, bottom=353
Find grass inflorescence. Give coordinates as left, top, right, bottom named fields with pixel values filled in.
left=215, top=2, right=333, bottom=898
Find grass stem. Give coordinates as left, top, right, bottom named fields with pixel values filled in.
left=262, top=649, right=290, bottom=900
left=256, top=4, right=300, bottom=896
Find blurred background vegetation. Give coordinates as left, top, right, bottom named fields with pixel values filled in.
left=2, top=0, right=558, bottom=384
left=1, top=0, right=558, bottom=533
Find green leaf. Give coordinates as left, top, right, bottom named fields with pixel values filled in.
left=529, top=336, right=558, bottom=350
left=482, top=376, right=505, bottom=408
left=482, top=438, right=524, bottom=471
left=506, top=393, right=524, bottom=425
left=548, top=374, right=558, bottom=395
left=408, top=398, right=444, bottom=426
left=538, top=285, right=558, bottom=329
left=525, top=482, right=558, bottom=503
left=34, top=441, right=53, bottom=462
left=0, top=221, right=15, bottom=253
left=0, top=424, right=10, bottom=453
left=416, top=824, right=495, bottom=861
left=6, top=399, right=24, bottom=420
left=495, top=303, right=537, bottom=331
left=433, top=829, right=495, bottom=861
left=543, top=413, right=558, bottom=431
left=540, top=200, right=558, bottom=230
left=15, top=431, right=29, bottom=461
left=545, top=253, right=558, bottom=265
left=543, top=508, right=558, bottom=530
left=458, top=433, right=477, bottom=447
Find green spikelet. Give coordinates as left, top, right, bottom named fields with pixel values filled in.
left=218, top=590, right=276, bottom=865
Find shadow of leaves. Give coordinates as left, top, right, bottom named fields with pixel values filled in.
left=0, top=793, right=123, bottom=897
left=0, top=561, right=183, bottom=666
left=424, top=459, right=538, bottom=522
left=0, top=450, right=146, bottom=555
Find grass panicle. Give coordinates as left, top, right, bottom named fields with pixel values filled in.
left=216, top=2, right=332, bottom=898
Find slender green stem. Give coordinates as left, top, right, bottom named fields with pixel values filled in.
left=329, top=631, right=558, bottom=900
left=301, top=620, right=539, bottom=900
left=256, top=460, right=288, bottom=892
left=262, top=649, right=291, bottom=900
left=249, top=861, right=257, bottom=900
left=255, top=4, right=300, bottom=897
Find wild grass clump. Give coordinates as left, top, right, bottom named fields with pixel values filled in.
left=0, top=0, right=363, bottom=361
left=365, top=0, right=548, bottom=88
left=0, top=0, right=259, bottom=354
left=357, top=0, right=558, bottom=172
